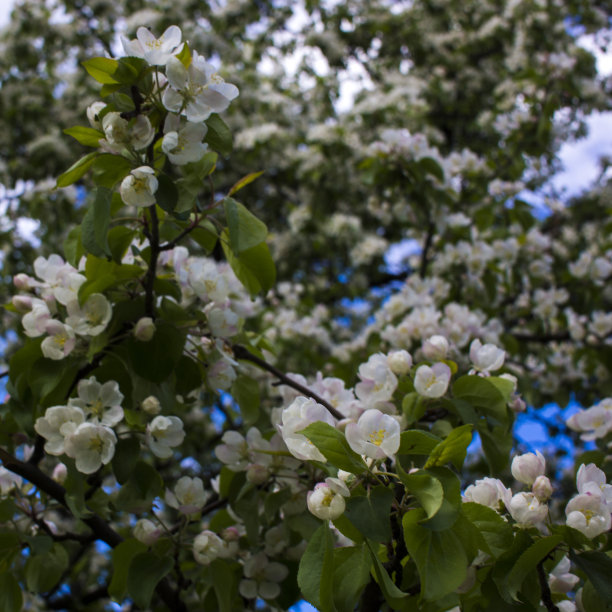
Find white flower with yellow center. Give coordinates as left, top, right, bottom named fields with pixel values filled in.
left=355, top=353, right=398, bottom=408
left=146, top=415, right=185, bottom=458
left=345, top=408, right=400, bottom=459
left=120, top=166, right=158, bottom=207
left=68, top=377, right=124, bottom=427
left=414, top=362, right=451, bottom=398
left=165, top=476, right=208, bottom=514
left=121, top=25, right=183, bottom=66
left=162, top=115, right=208, bottom=165
left=64, top=422, right=117, bottom=474
left=565, top=493, right=611, bottom=538
left=163, top=52, right=239, bottom=122
left=34, top=405, right=85, bottom=455
left=66, top=293, right=112, bottom=337
left=41, top=320, right=76, bottom=360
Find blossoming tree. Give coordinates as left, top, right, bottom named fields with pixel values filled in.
left=0, top=1, right=611, bottom=611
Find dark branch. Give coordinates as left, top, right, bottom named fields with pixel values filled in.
left=232, top=344, right=344, bottom=420
left=537, top=560, right=559, bottom=612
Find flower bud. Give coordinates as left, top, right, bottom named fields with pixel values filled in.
left=13, top=273, right=33, bottom=290
left=141, top=395, right=161, bottom=415
left=246, top=463, right=268, bottom=485
left=511, top=451, right=546, bottom=485
left=52, top=463, right=67, bottom=484
left=134, top=518, right=161, bottom=546
left=532, top=475, right=553, bottom=501
left=422, top=335, right=449, bottom=360
left=414, top=362, right=451, bottom=398
left=134, top=317, right=156, bottom=341
left=387, top=350, right=413, bottom=376
left=12, top=295, right=33, bottom=312
left=86, top=101, right=106, bottom=129
left=469, top=339, right=505, bottom=373
left=307, top=483, right=346, bottom=521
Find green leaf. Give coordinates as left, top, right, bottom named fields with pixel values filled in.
left=108, top=539, right=147, bottom=601
left=462, top=502, right=513, bottom=558
left=82, top=57, right=120, bottom=84
left=92, top=154, right=132, bottom=189
left=25, top=543, right=69, bottom=593
left=231, top=375, right=260, bottom=426
left=205, top=113, right=232, bottom=157
left=453, top=375, right=513, bottom=424
left=419, top=466, right=462, bottom=531
left=403, top=509, right=468, bottom=601
left=398, top=429, right=441, bottom=455
left=0, top=500, right=15, bottom=523
left=64, top=125, right=104, bottom=147
left=156, top=174, right=178, bottom=213
left=425, top=424, right=473, bottom=470
left=401, top=470, right=444, bottom=519
left=505, top=536, right=562, bottom=602
left=128, top=322, right=185, bottom=382
left=107, top=226, right=136, bottom=263
left=63, top=225, right=85, bottom=267
left=56, top=152, right=98, bottom=188
left=115, top=461, right=163, bottom=513
left=228, top=171, right=264, bottom=196
left=0, top=572, right=22, bottom=612
left=127, top=552, right=173, bottom=609
left=191, top=222, right=218, bottom=253
left=210, top=559, right=240, bottom=612
left=0, top=532, right=22, bottom=570
left=298, top=421, right=367, bottom=473
left=333, top=546, right=371, bottom=612
left=78, top=255, right=142, bottom=302
left=479, top=424, right=513, bottom=473
left=221, top=234, right=276, bottom=295
left=365, top=540, right=408, bottom=605
left=81, top=186, right=112, bottom=257
left=112, top=437, right=140, bottom=484
left=224, top=197, right=268, bottom=253
left=297, top=522, right=336, bottom=612
left=345, top=487, right=394, bottom=543
left=64, top=461, right=91, bottom=519
left=570, top=550, right=612, bottom=606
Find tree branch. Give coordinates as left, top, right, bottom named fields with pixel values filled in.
left=232, top=344, right=344, bottom=420
left=0, top=447, right=186, bottom=611
left=537, top=560, right=559, bottom=612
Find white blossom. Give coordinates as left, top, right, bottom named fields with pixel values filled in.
left=65, top=293, right=112, bottom=336
left=345, top=409, right=400, bottom=460
left=387, top=349, right=413, bottom=376
left=64, top=422, right=117, bottom=474
left=41, top=321, right=76, bottom=360
left=165, top=476, right=208, bottom=514
left=307, top=479, right=348, bottom=520
left=355, top=353, right=398, bottom=408
left=193, top=530, right=225, bottom=565
left=133, top=519, right=161, bottom=546
left=120, top=166, right=158, bottom=207
left=0, top=466, right=22, bottom=495
left=507, top=492, right=548, bottom=526
left=134, top=317, right=156, bottom=341
left=122, top=25, right=183, bottom=66
left=34, top=405, right=85, bottom=455
left=239, top=552, right=288, bottom=600
left=469, top=338, right=505, bottom=373
left=68, top=377, right=124, bottom=427
left=511, top=451, right=546, bottom=486
left=414, top=362, right=451, bottom=398
left=565, top=493, right=611, bottom=538
left=162, top=117, right=208, bottom=165
left=463, top=477, right=510, bottom=510
left=548, top=556, right=579, bottom=594
left=422, top=335, right=450, bottom=360
left=146, top=415, right=185, bottom=458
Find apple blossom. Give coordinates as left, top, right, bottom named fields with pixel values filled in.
left=548, top=556, right=579, bottom=594
left=34, top=405, right=86, bottom=455
left=387, top=349, right=413, bottom=375
left=532, top=475, right=553, bottom=502
left=65, top=293, right=112, bottom=336
left=141, top=395, right=161, bottom=415
left=279, top=396, right=335, bottom=461
left=161, top=119, right=208, bottom=165
left=64, top=422, right=117, bottom=474
left=41, top=320, right=76, bottom=360
left=163, top=52, right=239, bottom=122
left=122, top=25, right=183, bottom=66
left=565, top=493, right=611, bottom=538
left=146, top=415, right=185, bottom=458
left=414, top=362, right=451, bottom=398
left=165, top=476, right=208, bottom=514
left=463, top=477, right=510, bottom=510
left=355, top=353, right=398, bottom=408
left=511, top=451, right=546, bottom=486
left=133, top=518, right=162, bottom=546
left=0, top=467, right=22, bottom=495
left=120, top=166, right=158, bottom=207
left=239, top=552, right=288, bottom=600
left=134, top=316, right=156, bottom=341
left=193, top=530, right=225, bottom=565
left=68, top=377, right=124, bottom=427
left=422, top=335, right=450, bottom=360
left=469, top=339, right=505, bottom=373
left=345, top=408, right=400, bottom=459
left=307, top=481, right=347, bottom=520
left=86, top=101, right=106, bottom=129
left=507, top=492, right=549, bottom=527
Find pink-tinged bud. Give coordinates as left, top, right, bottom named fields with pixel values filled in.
left=246, top=463, right=268, bottom=485
left=509, top=396, right=526, bottom=413
left=133, top=519, right=161, bottom=546
left=511, top=451, right=546, bottom=485
left=422, top=335, right=449, bottom=360
left=13, top=273, right=33, bottom=290
left=221, top=527, right=240, bottom=542
left=532, top=475, right=553, bottom=501
left=52, top=463, right=68, bottom=484
left=134, top=317, right=156, bottom=341
left=12, top=296, right=33, bottom=312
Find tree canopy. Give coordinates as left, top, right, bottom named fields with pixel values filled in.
left=0, top=1, right=611, bottom=610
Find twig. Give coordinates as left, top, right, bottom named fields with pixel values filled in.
left=232, top=345, right=344, bottom=420
left=537, top=560, right=559, bottom=612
